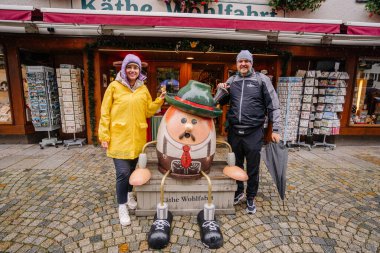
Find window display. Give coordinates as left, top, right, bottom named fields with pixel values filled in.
left=156, top=67, right=180, bottom=97
left=192, top=64, right=224, bottom=96
left=0, top=46, right=12, bottom=124
left=351, top=58, right=380, bottom=125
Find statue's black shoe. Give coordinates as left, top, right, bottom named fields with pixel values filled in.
left=147, top=211, right=173, bottom=249
left=197, top=210, right=223, bottom=249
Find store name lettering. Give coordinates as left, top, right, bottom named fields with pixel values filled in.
left=82, top=0, right=153, bottom=11
left=81, top=0, right=277, bottom=17
left=164, top=195, right=213, bottom=203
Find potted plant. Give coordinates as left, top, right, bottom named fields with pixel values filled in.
left=268, top=0, right=325, bottom=16
left=365, top=0, right=380, bottom=16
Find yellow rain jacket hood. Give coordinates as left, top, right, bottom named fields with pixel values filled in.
left=98, top=80, right=164, bottom=159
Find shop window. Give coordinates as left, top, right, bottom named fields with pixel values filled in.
left=0, top=46, right=12, bottom=124
left=351, top=58, right=380, bottom=125
left=156, top=67, right=180, bottom=97
left=192, top=64, right=224, bottom=95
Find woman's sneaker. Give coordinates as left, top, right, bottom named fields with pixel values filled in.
left=118, top=204, right=131, bottom=226
left=246, top=198, right=257, bottom=214
left=127, top=192, right=137, bottom=210
left=233, top=192, right=245, bottom=205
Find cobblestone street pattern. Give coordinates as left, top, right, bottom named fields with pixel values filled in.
left=0, top=144, right=379, bottom=252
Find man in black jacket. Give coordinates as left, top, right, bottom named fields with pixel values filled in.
left=218, top=50, right=281, bottom=214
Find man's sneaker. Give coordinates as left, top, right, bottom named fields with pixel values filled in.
left=118, top=204, right=131, bottom=226
left=233, top=192, right=245, bottom=205
left=127, top=192, right=137, bottom=210
left=246, top=198, right=257, bottom=214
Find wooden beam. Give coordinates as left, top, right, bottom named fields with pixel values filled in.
left=4, top=44, right=29, bottom=132
left=340, top=126, right=380, bottom=135
left=94, top=51, right=102, bottom=144
left=83, top=52, right=92, bottom=144
left=0, top=124, right=28, bottom=134
left=341, top=55, right=356, bottom=128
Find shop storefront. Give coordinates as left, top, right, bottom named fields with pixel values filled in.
left=0, top=2, right=379, bottom=144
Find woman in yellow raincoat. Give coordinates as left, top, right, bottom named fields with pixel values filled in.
left=98, top=54, right=166, bottom=226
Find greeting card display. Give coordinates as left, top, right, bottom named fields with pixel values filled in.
left=311, top=71, right=349, bottom=149
left=277, top=77, right=303, bottom=143
left=57, top=65, right=86, bottom=148
left=26, top=66, right=61, bottom=131
left=26, top=66, right=61, bottom=148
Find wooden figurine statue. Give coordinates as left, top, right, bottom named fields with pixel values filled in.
left=130, top=80, right=248, bottom=249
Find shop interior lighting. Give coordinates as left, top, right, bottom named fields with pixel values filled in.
left=356, top=79, right=364, bottom=113
left=186, top=57, right=194, bottom=60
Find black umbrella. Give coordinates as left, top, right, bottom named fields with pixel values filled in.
left=261, top=141, right=288, bottom=208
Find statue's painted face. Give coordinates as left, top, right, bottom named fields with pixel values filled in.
left=164, top=106, right=213, bottom=146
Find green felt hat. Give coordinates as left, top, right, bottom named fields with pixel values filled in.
left=165, top=80, right=222, bottom=118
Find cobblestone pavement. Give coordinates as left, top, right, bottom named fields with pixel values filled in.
left=0, top=144, right=379, bottom=253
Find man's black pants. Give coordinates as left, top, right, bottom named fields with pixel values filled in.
left=228, top=126, right=264, bottom=199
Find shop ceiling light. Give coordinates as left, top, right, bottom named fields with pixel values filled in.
left=356, top=79, right=364, bottom=114
left=186, top=57, right=194, bottom=60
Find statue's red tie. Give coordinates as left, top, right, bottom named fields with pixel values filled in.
left=181, top=145, right=192, bottom=168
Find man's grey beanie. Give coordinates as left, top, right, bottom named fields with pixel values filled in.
left=236, top=50, right=253, bottom=63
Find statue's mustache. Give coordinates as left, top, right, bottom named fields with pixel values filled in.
left=179, top=131, right=195, bottom=141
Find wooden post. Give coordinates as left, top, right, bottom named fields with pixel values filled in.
left=4, top=44, right=28, bottom=134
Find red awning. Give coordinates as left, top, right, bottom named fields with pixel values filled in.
left=346, top=21, right=380, bottom=36
left=42, top=8, right=342, bottom=34
left=0, top=5, right=33, bottom=21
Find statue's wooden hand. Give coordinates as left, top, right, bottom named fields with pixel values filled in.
left=129, top=153, right=152, bottom=186
left=222, top=152, right=248, bottom=181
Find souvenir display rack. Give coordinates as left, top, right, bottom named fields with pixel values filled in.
left=56, top=65, right=86, bottom=149
left=311, top=71, right=349, bottom=150
left=26, top=66, right=61, bottom=148
left=277, top=77, right=303, bottom=144
left=292, top=70, right=313, bottom=150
